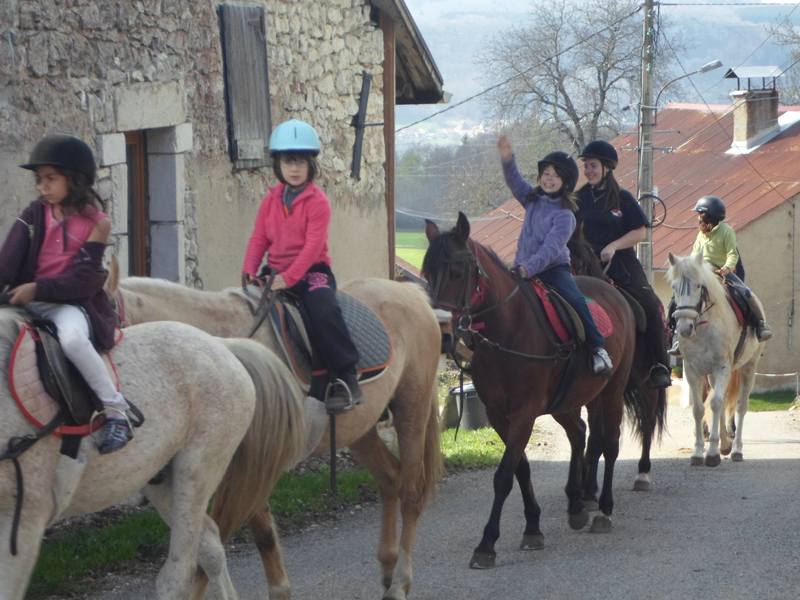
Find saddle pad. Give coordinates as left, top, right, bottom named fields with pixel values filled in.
left=725, top=289, right=746, bottom=327
left=8, top=324, right=119, bottom=437
left=531, top=281, right=613, bottom=344
left=270, top=291, right=392, bottom=387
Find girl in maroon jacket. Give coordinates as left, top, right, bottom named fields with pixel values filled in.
left=242, top=119, right=361, bottom=413
left=0, top=134, right=131, bottom=453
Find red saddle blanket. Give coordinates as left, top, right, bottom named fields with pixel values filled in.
left=8, top=324, right=121, bottom=437
left=531, top=280, right=614, bottom=344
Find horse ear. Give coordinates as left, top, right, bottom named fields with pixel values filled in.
left=455, top=211, right=470, bottom=243
left=668, top=252, right=676, bottom=266
left=424, top=219, right=439, bottom=243
left=105, top=254, right=120, bottom=296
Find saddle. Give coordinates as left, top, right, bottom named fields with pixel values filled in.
left=9, top=321, right=138, bottom=457
left=723, top=282, right=749, bottom=328
left=267, top=291, right=392, bottom=393
left=523, top=279, right=614, bottom=414
left=529, top=279, right=614, bottom=344
left=614, top=287, right=648, bottom=334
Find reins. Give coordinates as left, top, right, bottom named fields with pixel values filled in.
left=0, top=409, right=65, bottom=556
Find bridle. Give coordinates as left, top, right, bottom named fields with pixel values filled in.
left=673, top=277, right=713, bottom=326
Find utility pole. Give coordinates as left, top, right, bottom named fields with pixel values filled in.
left=638, top=0, right=656, bottom=283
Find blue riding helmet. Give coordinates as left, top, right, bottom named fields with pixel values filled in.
left=268, top=119, right=321, bottom=156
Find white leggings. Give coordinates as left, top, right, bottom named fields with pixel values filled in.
left=26, top=301, right=126, bottom=410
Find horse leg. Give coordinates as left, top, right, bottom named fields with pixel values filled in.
left=704, top=367, right=732, bottom=467
left=0, top=503, right=50, bottom=600
left=587, top=393, right=623, bottom=533
left=470, top=415, right=536, bottom=569
left=194, top=515, right=239, bottom=600
left=731, top=365, right=755, bottom=462
left=349, top=428, right=402, bottom=595
left=243, top=508, right=291, bottom=600
left=146, top=474, right=234, bottom=600
left=514, top=448, right=545, bottom=550
left=582, top=414, right=601, bottom=512
left=552, top=411, right=589, bottom=531
left=634, top=385, right=662, bottom=492
left=686, top=367, right=708, bottom=466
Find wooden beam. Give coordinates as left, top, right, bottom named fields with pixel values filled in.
left=382, top=12, right=396, bottom=279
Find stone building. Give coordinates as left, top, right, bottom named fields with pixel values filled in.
left=0, top=0, right=443, bottom=289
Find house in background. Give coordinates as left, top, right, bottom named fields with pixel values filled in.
left=0, top=0, right=443, bottom=290
left=470, top=78, right=800, bottom=388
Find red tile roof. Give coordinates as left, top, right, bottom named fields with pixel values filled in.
left=470, top=103, right=800, bottom=270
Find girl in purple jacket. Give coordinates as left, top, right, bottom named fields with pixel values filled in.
left=498, top=136, right=612, bottom=375
left=0, top=134, right=131, bottom=453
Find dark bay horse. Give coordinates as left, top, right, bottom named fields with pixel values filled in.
left=423, top=213, right=637, bottom=569
left=568, top=233, right=667, bottom=491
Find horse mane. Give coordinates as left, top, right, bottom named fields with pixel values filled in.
left=667, top=255, right=727, bottom=307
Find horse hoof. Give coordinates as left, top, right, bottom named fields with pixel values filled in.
left=633, top=478, right=651, bottom=492
left=568, top=509, right=589, bottom=530
left=583, top=499, right=599, bottom=512
left=519, top=533, right=544, bottom=550
left=690, top=456, right=704, bottom=466
left=589, top=514, right=612, bottom=533
left=469, top=550, right=496, bottom=569
left=705, top=454, right=721, bottom=467
left=382, top=576, right=392, bottom=591
left=731, top=452, right=743, bottom=462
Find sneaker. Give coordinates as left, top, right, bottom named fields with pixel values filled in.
left=648, top=363, right=672, bottom=389
left=667, top=338, right=682, bottom=357
left=756, top=321, right=773, bottom=342
left=325, top=370, right=363, bottom=414
left=590, top=348, right=613, bottom=376
left=98, top=417, right=132, bottom=454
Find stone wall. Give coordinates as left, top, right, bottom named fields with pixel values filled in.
left=1, top=0, right=389, bottom=290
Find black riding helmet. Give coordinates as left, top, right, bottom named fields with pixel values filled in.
left=537, top=151, right=579, bottom=194
left=20, top=134, right=97, bottom=184
left=694, top=195, right=726, bottom=221
left=578, top=140, right=618, bottom=169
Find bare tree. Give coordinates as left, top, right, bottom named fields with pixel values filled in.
left=767, top=19, right=800, bottom=104
left=479, top=0, right=678, bottom=152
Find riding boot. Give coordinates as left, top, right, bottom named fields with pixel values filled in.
left=745, top=295, right=773, bottom=341
left=325, top=368, right=363, bottom=414
left=648, top=363, right=672, bottom=389
left=590, top=347, right=613, bottom=375
left=97, top=407, right=133, bottom=454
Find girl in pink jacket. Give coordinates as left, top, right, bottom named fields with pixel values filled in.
left=242, top=119, right=361, bottom=413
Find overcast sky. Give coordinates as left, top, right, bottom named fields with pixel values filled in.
left=396, top=0, right=800, bottom=149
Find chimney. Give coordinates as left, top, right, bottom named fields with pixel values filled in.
left=724, top=66, right=782, bottom=151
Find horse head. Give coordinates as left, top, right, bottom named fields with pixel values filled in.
left=423, top=212, right=480, bottom=313
left=667, top=252, right=723, bottom=339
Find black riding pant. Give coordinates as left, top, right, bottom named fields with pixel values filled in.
left=289, top=263, right=359, bottom=376
left=619, top=263, right=668, bottom=366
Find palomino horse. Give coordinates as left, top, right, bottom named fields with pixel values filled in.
left=0, top=309, right=306, bottom=600
left=568, top=234, right=667, bottom=491
left=423, top=213, right=636, bottom=569
left=667, top=253, right=764, bottom=465
left=108, top=273, right=443, bottom=600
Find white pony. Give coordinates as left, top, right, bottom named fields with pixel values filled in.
left=667, top=253, right=765, bottom=466
left=0, top=308, right=306, bottom=600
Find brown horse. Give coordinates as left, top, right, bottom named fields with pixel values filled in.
left=423, top=213, right=637, bottom=569
left=568, top=233, right=667, bottom=491
left=106, top=270, right=443, bottom=600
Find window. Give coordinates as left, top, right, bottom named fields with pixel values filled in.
left=218, top=3, right=273, bottom=169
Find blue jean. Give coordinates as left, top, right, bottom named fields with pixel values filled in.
left=536, top=264, right=605, bottom=349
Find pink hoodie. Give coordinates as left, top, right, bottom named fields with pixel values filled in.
left=242, top=181, right=332, bottom=288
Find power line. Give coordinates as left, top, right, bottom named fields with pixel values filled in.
left=395, top=4, right=643, bottom=134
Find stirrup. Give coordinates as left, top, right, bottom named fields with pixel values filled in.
left=324, top=378, right=361, bottom=414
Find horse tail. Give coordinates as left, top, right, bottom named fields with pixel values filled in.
left=420, top=387, right=445, bottom=505
left=724, top=369, right=742, bottom=417
left=211, top=338, right=308, bottom=542
left=623, top=373, right=667, bottom=442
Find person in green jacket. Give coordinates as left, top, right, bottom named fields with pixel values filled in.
left=669, top=195, right=772, bottom=354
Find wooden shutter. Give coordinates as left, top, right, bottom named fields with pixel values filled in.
left=219, top=3, right=272, bottom=170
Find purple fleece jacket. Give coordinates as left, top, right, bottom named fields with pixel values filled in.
left=502, top=156, right=575, bottom=277
left=0, top=200, right=117, bottom=350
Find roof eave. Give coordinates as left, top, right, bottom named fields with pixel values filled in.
left=371, top=0, right=445, bottom=104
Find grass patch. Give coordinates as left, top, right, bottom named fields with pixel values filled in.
left=441, top=427, right=505, bottom=469
left=396, top=230, right=427, bottom=269
left=748, top=389, right=798, bottom=412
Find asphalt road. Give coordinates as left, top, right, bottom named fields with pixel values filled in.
left=63, top=392, right=800, bottom=600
